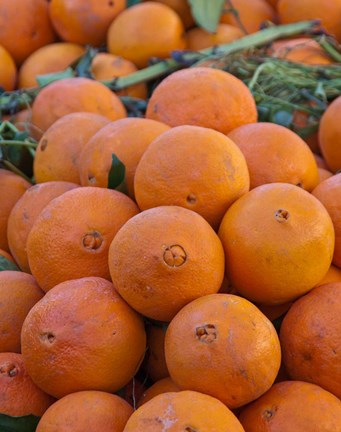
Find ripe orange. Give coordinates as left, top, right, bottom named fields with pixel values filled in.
left=137, top=378, right=181, bottom=407
left=319, top=95, right=341, bottom=172
left=312, top=174, right=341, bottom=267
left=31, top=77, right=126, bottom=137
left=91, top=53, right=147, bottom=99
left=218, top=183, right=335, bottom=305
left=221, top=0, right=276, bottom=34
left=165, top=294, right=281, bottom=408
left=0, top=271, right=44, bottom=353
left=124, top=391, right=245, bottom=431
left=21, top=277, right=146, bottom=398
left=36, top=391, right=133, bottom=432
left=316, top=264, right=341, bottom=286
left=280, top=283, right=341, bottom=399
left=318, top=168, right=333, bottom=184
left=239, top=381, right=341, bottom=431
left=0, top=0, right=55, bottom=65
left=134, top=125, right=250, bottom=229
left=49, top=0, right=126, bottom=46
left=314, top=153, right=328, bottom=169
left=278, top=0, right=341, bottom=42
left=227, top=122, right=319, bottom=191
left=0, top=248, right=15, bottom=264
left=0, top=352, right=54, bottom=417
left=18, top=43, right=85, bottom=88
left=270, top=37, right=334, bottom=65
left=143, top=0, right=194, bottom=29
left=78, top=118, right=170, bottom=199
left=0, top=45, right=17, bottom=91
left=146, top=67, right=257, bottom=134
left=185, top=24, right=244, bottom=50
left=108, top=206, right=225, bottom=321
left=107, top=2, right=186, bottom=69
left=33, top=113, right=110, bottom=184
left=27, top=187, right=139, bottom=292
left=143, top=324, right=169, bottom=382
left=0, top=169, right=31, bottom=252
left=7, top=181, right=78, bottom=272
left=257, top=302, right=292, bottom=322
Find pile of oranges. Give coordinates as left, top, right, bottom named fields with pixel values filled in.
left=1, top=0, right=341, bottom=431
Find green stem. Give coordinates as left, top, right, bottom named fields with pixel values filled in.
left=316, top=35, right=341, bottom=62
left=1, top=160, right=34, bottom=184
left=0, top=140, right=37, bottom=148
left=224, top=0, right=248, bottom=35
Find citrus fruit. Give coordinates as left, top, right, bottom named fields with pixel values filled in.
left=143, top=324, right=169, bottom=382
left=137, top=378, right=180, bottom=407
left=185, top=24, right=244, bottom=50
left=319, top=95, right=341, bottom=172
left=0, top=45, right=17, bottom=91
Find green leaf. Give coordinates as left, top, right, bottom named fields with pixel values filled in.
left=36, top=68, right=75, bottom=87
left=0, top=413, right=40, bottom=431
left=188, top=0, right=226, bottom=33
left=0, top=256, right=20, bottom=272
left=74, top=47, right=98, bottom=78
left=127, top=0, right=141, bottom=6
left=13, top=131, right=30, bottom=141
left=270, top=110, right=293, bottom=128
left=108, top=154, right=126, bottom=190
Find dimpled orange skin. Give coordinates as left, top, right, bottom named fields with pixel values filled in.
left=219, top=183, right=335, bottom=305
left=78, top=118, right=170, bottom=199
left=0, top=169, right=31, bottom=252
left=7, top=181, right=78, bottom=273
left=0, top=353, right=55, bottom=417
left=0, top=0, right=55, bottom=66
left=0, top=271, right=44, bottom=353
left=109, top=206, right=225, bottom=322
left=239, top=381, right=341, bottom=432
left=143, top=324, right=169, bottom=382
left=124, top=391, right=245, bottom=432
left=280, top=283, right=341, bottom=399
left=221, top=0, right=276, bottom=34
left=21, top=277, right=146, bottom=399
left=34, top=113, right=110, bottom=184
left=185, top=24, right=244, bottom=50
left=319, top=96, right=341, bottom=173
left=49, top=0, right=126, bottom=46
left=0, top=45, right=17, bottom=91
left=312, top=174, right=341, bottom=267
left=18, top=43, right=85, bottom=88
left=165, top=294, right=281, bottom=409
left=107, top=2, right=186, bottom=69
left=134, top=125, right=250, bottom=230
left=36, top=391, right=133, bottom=432
left=27, top=187, right=139, bottom=292
left=31, top=77, right=126, bottom=136
left=278, top=0, right=341, bottom=42
left=146, top=68, right=257, bottom=134
left=91, top=53, right=147, bottom=99
left=227, top=122, right=319, bottom=191
left=137, top=377, right=181, bottom=407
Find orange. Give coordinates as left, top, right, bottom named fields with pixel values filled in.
left=221, top=0, right=276, bottom=34
left=0, top=169, right=31, bottom=252
left=49, top=0, right=126, bottom=46
left=31, top=77, right=126, bottom=137
left=7, top=181, right=78, bottom=272
left=78, top=118, right=170, bottom=199
left=312, top=174, right=341, bottom=267
left=124, top=390, right=245, bottom=431
left=316, top=264, right=341, bottom=286
left=185, top=24, right=244, bottom=50
left=0, top=45, right=17, bottom=91
left=0, top=271, right=44, bottom=352
left=134, top=125, right=250, bottom=229
left=108, top=206, right=225, bottom=322
left=280, top=283, right=341, bottom=399
left=107, top=2, right=186, bottom=69
left=33, top=113, right=110, bottom=184
left=18, top=43, right=85, bottom=88
left=239, top=381, right=341, bottom=431
left=143, top=0, right=194, bottom=29
left=227, top=122, right=319, bottom=191
left=266, top=0, right=278, bottom=7
left=91, top=53, right=147, bottom=99
left=218, top=183, right=335, bottom=305
left=314, top=153, right=328, bottom=169
left=146, top=67, right=257, bottom=134
left=318, top=167, right=333, bottom=183
left=165, top=294, right=281, bottom=408
left=137, top=378, right=181, bottom=407
left=0, top=352, right=54, bottom=417
left=36, top=391, right=133, bottom=432
left=27, top=187, right=139, bottom=292
left=270, top=37, right=334, bottom=65
left=0, top=0, right=55, bottom=65
left=278, top=0, right=341, bottom=43
left=319, top=95, right=341, bottom=172
left=21, top=277, right=146, bottom=399
left=143, top=324, right=169, bottom=382
left=0, top=248, right=15, bottom=264
left=257, top=302, right=292, bottom=321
